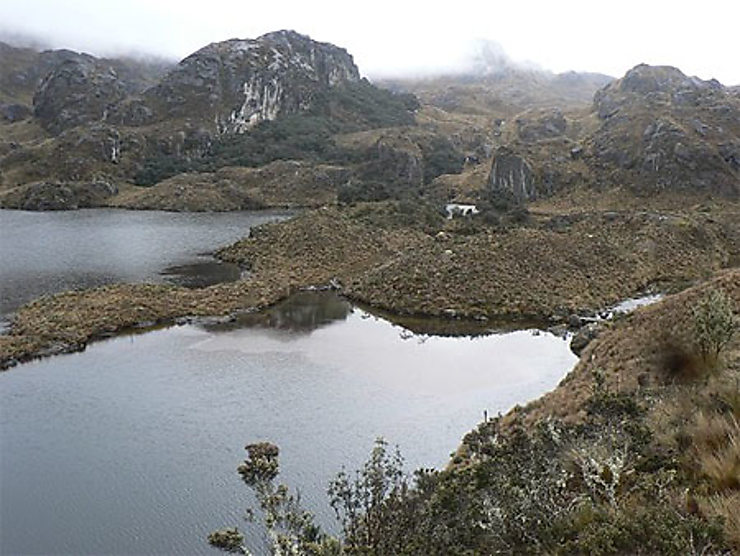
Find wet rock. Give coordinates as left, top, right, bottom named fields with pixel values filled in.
left=570, top=322, right=602, bottom=356
left=548, top=324, right=568, bottom=338
left=568, top=314, right=583, bottom=328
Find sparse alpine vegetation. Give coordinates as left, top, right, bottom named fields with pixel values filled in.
left=210, top=272, right=739, bottom=554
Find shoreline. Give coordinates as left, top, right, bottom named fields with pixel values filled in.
left=2, top=201, right=737, bottom=370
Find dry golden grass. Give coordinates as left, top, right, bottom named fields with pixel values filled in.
left=697, top=424, right=740, bottom=491
left=699, top=492, right=740, bottom=550
left=505, top=270, right=739, bottom=426
left=690, top=411, right=738, bottom=452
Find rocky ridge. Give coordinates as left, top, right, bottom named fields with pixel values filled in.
left=0, top=31, right=420, bottom=208
left=479, top=65, right=739, bottom=205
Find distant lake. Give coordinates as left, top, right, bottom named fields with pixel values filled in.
left=0, top=291, right=577, bottom=555
left=0, top=208, right=292, bottom=320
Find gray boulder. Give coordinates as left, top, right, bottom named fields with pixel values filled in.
left=570, top=322, right=602, bottom=356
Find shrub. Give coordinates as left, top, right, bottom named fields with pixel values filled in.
left=417, top=135, right=464, bottom=184
left=207, top=528, right=244, bottom=554
left=692, top=288, right=737, bottom=367
left=210, top=441, right=334, bottom=555
left=327, top=438, right=412, bottom=554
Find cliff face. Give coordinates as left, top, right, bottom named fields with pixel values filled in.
left=487, top=147, right=536, bottom=202
left=1, top=42, right=169, bottom=123
left=1, top=31, right=422, bottom=207
left=132, top=30, right=360, bottom=133
left=3, top=34, right=737, bottom=211
left=587, top=64, right=739, bottom=195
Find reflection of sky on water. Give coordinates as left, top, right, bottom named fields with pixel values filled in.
left=0, top=208, right=291, bottom=316
left=1, top=293, right=576, bottom=555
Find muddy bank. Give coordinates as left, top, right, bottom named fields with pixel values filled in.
left=1, top=202, right=737, bottom=369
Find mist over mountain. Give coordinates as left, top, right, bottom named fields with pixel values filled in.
left=0, top=30, right=736, bottom=212
left=1, top=18, right=739, bottom=556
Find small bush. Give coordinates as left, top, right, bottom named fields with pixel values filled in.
left=692, top=288, right=737, bottom=367
left=207, top=528, right=244, bottom=553
left=562, top=502, right=724, bottom=555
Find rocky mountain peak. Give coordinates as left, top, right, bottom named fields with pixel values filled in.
left=135, top=30, right=360, bottom=133
left=593, top=64, right=727, bottom=119
left=618, top=63, right=721, bottom=95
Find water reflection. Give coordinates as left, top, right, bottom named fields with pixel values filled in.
left=207, top=290, right=353, bottom=333
left=0, top=209, right=292, bottom=317
left=0, top=290, right=577, bottom=555
left=160, top=260, right=242, bottom=288
left=207, top=290, right=548, bottom=339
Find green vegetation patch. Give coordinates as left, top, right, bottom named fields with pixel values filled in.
left=134, top=81, right=419, bottom=186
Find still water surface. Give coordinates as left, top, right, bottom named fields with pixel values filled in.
left=0, top=208, right=292, bottom=319
left=0, top=291, right=577, bottom=555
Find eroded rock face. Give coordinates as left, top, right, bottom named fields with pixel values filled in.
left=488, top=147, right=536, bottom=203
left=33, top=55, right=127, bottom=135
left=588, top=64, right=739, bottom=196
left=135, top=30, right=360, bottom=133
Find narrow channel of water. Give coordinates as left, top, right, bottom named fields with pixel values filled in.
left=0, top=291, right=577, bottom=555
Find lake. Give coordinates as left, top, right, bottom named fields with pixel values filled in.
left=0, top=210, right=578, bottom=555
left=0, top=208, right=292, bottom=320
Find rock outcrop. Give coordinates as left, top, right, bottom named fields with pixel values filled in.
left=587, top=64, right=739, bottom=196
left=487, top=146, right=536, bottom=203
left=131, top=30, right=360, bottom=133
left=481, top=64, right=739, bottom=206
left=33, top=55, right=128, bottom=135
left=515, top=108, right=567, bottom=142
left=1, top=32, right=415, bottom=207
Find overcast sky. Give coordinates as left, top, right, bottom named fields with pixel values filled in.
left=1, top=0, right=738, bottom=85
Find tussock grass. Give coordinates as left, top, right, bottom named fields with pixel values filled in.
left=690, top=411, right=737, bottom=452
left=700, top=492, right=740, bottom=550
left=697, top=425, right=740, bottom=491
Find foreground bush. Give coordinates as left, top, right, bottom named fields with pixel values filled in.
left=211, top=389, right=728, bottom=554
